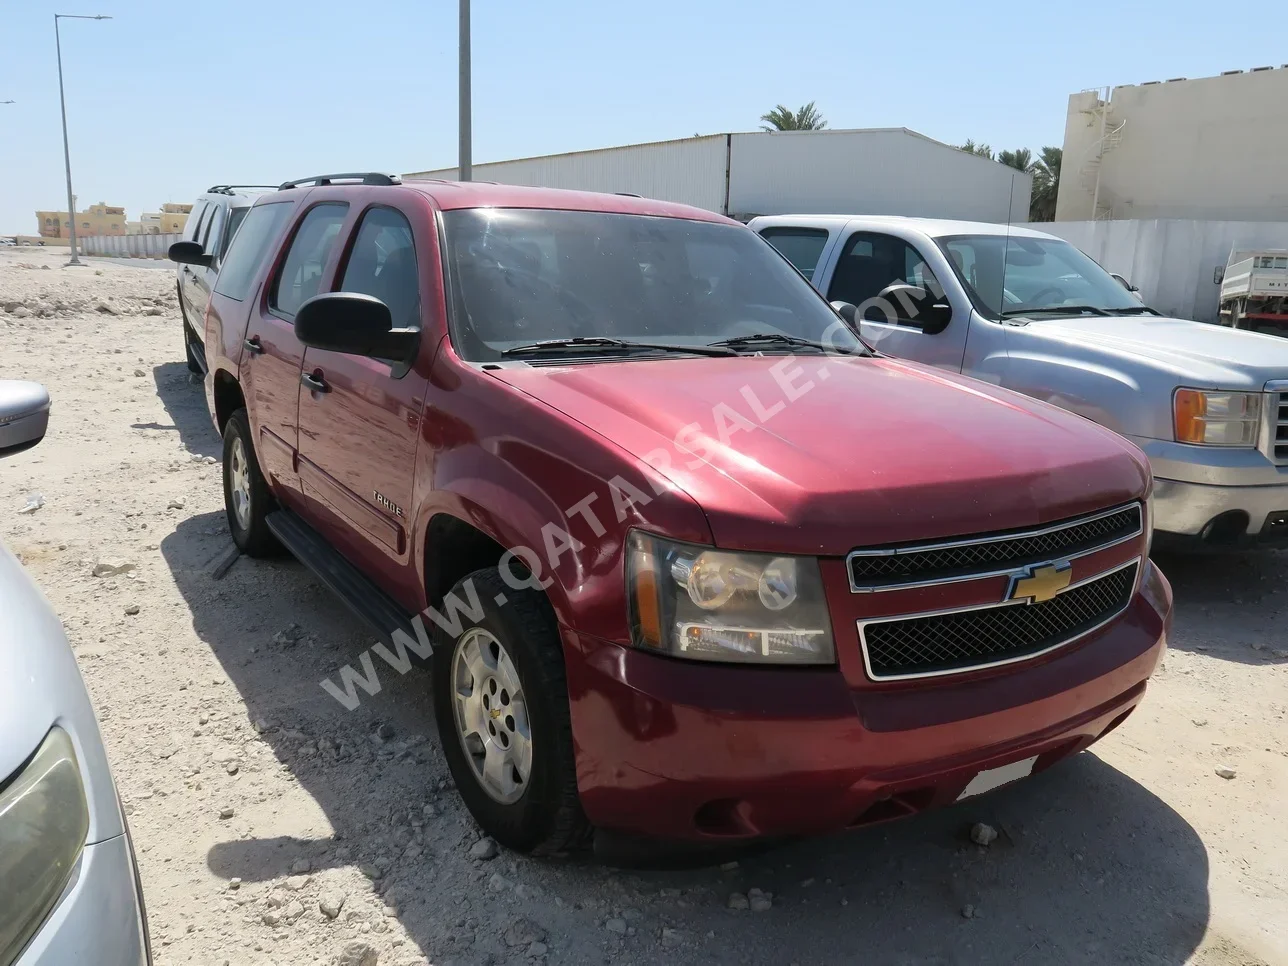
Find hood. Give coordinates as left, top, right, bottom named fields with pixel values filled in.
left=1023, top=315, right=1288, bottom=389
left=0, top=545, right=122, bottom=843
left=490, top=355, right=1150, bottom=555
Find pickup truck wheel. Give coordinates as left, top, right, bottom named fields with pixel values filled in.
left=221, top=409, right=279, bottom=556
left=432, top=568, right=590, bottom=855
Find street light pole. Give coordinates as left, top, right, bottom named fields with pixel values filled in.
left=54, top=13, right=111, bottom=266
left=458, top=0, right=471, bottom=182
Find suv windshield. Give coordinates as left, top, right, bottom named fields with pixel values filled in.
left=938, top=234, right=1144, bottom=318
left=443, top=208, right=863, bottom=361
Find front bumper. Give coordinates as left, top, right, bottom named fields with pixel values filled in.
left=1127, top=435, right=1288, bottom=543
left=16, top=832, right=149, bottom=966
left=564, top=561, right=1171, bottom=843
left=1152, top=477, right=1288, bottom=542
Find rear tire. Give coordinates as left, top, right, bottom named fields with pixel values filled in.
left=221, top=408, right=279, bottom=556
left=432, top=567, right=590, bottom=855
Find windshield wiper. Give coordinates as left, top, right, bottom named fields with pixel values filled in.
left=1001, top=305, right=1111, bottom=318
left=501, top=337, right=737, bottom=358
left=707, top=332, right=863, bottom=354
left=1103, top=305, right=1161, bottom=316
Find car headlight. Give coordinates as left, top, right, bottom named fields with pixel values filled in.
left=626, top=531, right=835, bottom=664
left=1173, top=389, right=1262, bottom=446
left=0, top=727, right=90, bottom=966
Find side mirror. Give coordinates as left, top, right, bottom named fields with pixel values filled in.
left=294, top=292, right=418, bottom=360
left=1110, top=273, right=1139, bottom=293
left=1214, top=266, right=1226, bottom=285
left=169, top=240, right=213, bottom=268
left=922, top=301, right=953, bottom=335
left=0, top=381, right=51, bottom=458
left=830, top=301, right=858, bottom=324
left=875, top=283, right=953, bottom=334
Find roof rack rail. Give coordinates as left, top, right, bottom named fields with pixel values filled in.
left=205, top=184, right=278, bottom=194
left=615, top=191, right=642, bottom=198
left=278, top=172, right=401, bottom=190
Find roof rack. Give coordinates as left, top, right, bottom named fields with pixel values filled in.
left=615, top=191, right=642, bottom=198
left=205, top=184, right=278, bottom=194
left=279, top=173, right=401, bottom=190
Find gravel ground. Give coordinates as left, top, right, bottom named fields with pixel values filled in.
left=2, top=246, right=1286, bottom=966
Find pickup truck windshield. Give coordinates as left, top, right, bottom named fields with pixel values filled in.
left=937, top=234, right=1143, bottom=318
left=443, top=208, right=863, bottom=361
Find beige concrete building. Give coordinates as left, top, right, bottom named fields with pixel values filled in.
left=159, top=202, right=192, bottom=234
left=36, top=201, right=128, bottom=238
left=1056, top=66, right=1288, bottom=222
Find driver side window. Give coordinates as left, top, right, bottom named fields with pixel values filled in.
left=827, top=232, right=943, bottom=326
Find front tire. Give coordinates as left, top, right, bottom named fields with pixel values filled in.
left=432, top=567, right=590, bottom=854
left=221, top=408, right=278, bottom=556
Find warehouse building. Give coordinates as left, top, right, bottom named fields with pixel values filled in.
left=1057, top=67, right=1288, bottom=222
left=406, top=128, right=1032, bottom=224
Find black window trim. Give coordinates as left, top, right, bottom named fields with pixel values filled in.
left=266, top=201, right=351, bottom=322
left=829, top=229, right=947, bottom=331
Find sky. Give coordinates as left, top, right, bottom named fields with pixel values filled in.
left=2, top=0, right=1286, bottom=234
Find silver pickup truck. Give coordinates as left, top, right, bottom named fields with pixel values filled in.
left=749, top=214, right=1288, bottom=550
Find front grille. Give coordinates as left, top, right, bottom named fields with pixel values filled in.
left=848, top=504, right=1141, bottom=590
left=1273, top=392, right=1288, bottom=463
left=860, top=562, right=1138, bottom=680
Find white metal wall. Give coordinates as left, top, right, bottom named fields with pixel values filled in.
left=728, top=129, right=1032, bottom=223
left=1057, top=69, right=1288, bottom=222
left=1043, top=218, right=1288, bottom=322
left=406, top=129, right=1032, bottom=223
left=80, top=233, right=180, bottom=259
left=406, top=136, right=730, bottom=213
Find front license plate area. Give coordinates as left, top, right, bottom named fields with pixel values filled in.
left=956, top=756, right=1038, bottom=801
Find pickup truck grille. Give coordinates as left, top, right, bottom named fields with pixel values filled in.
left=859, top=561, right=1139, bottom=680
left=847, top=504, right=1142, bottom=591
left=1274, top=392, right=1288, bottom=463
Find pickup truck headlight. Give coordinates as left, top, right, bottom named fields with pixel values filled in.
left=626, top=531, right=836, bottom=664
left=0, top=727, right=90, bottom=966
left=1173, top=389, right=1262, bottom=446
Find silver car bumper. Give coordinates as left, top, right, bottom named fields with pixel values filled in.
left=16, top=833, right=149, bottom=966
left=1152, top=477, right=1288, bottom=538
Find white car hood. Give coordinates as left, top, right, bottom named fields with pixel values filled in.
left=1023, top=315, right=1288, bottom=389
left=0, top=544, right=123, bottom=843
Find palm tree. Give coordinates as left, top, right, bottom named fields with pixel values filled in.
left=997, top=148, right=1032, bottom=172
left=760, top=102, right=827, bottom=132
left=1028, top=146, right=1062, bottom=222
left=958, top=139, right=994, bottom=160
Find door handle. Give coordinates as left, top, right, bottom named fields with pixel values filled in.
left=243, top=336, right=263, bottom=355
left=301, top=370, right=330, bottom=393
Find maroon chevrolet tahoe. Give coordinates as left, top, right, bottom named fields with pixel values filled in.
left=171, top=173, right=1173, bottom=856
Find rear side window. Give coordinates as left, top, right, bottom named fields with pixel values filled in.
left=184, top=202, right=210, bottom=243
left=214, top=202, right=294, bottom=302
left=201, top=205, right=225, bottom=259
left=759, top=227, right=829, bottom=280
left=221, top=206, right=249, bottom=259
left=271, top=204, right=349, bottom=317
left=339, top=207, right=419, bottom=329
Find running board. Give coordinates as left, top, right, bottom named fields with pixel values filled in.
left=265, top=509, right=416, bottom=641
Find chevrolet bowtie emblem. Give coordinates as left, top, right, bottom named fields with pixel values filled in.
left=1007, top=560, right=1073, bottom=604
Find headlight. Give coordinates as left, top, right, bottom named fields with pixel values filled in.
left=1173, top=389, right=1262, bottom=446
left=0, top=727, right=90, bottom=966
left=626, top=532, right=835, bottom=664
